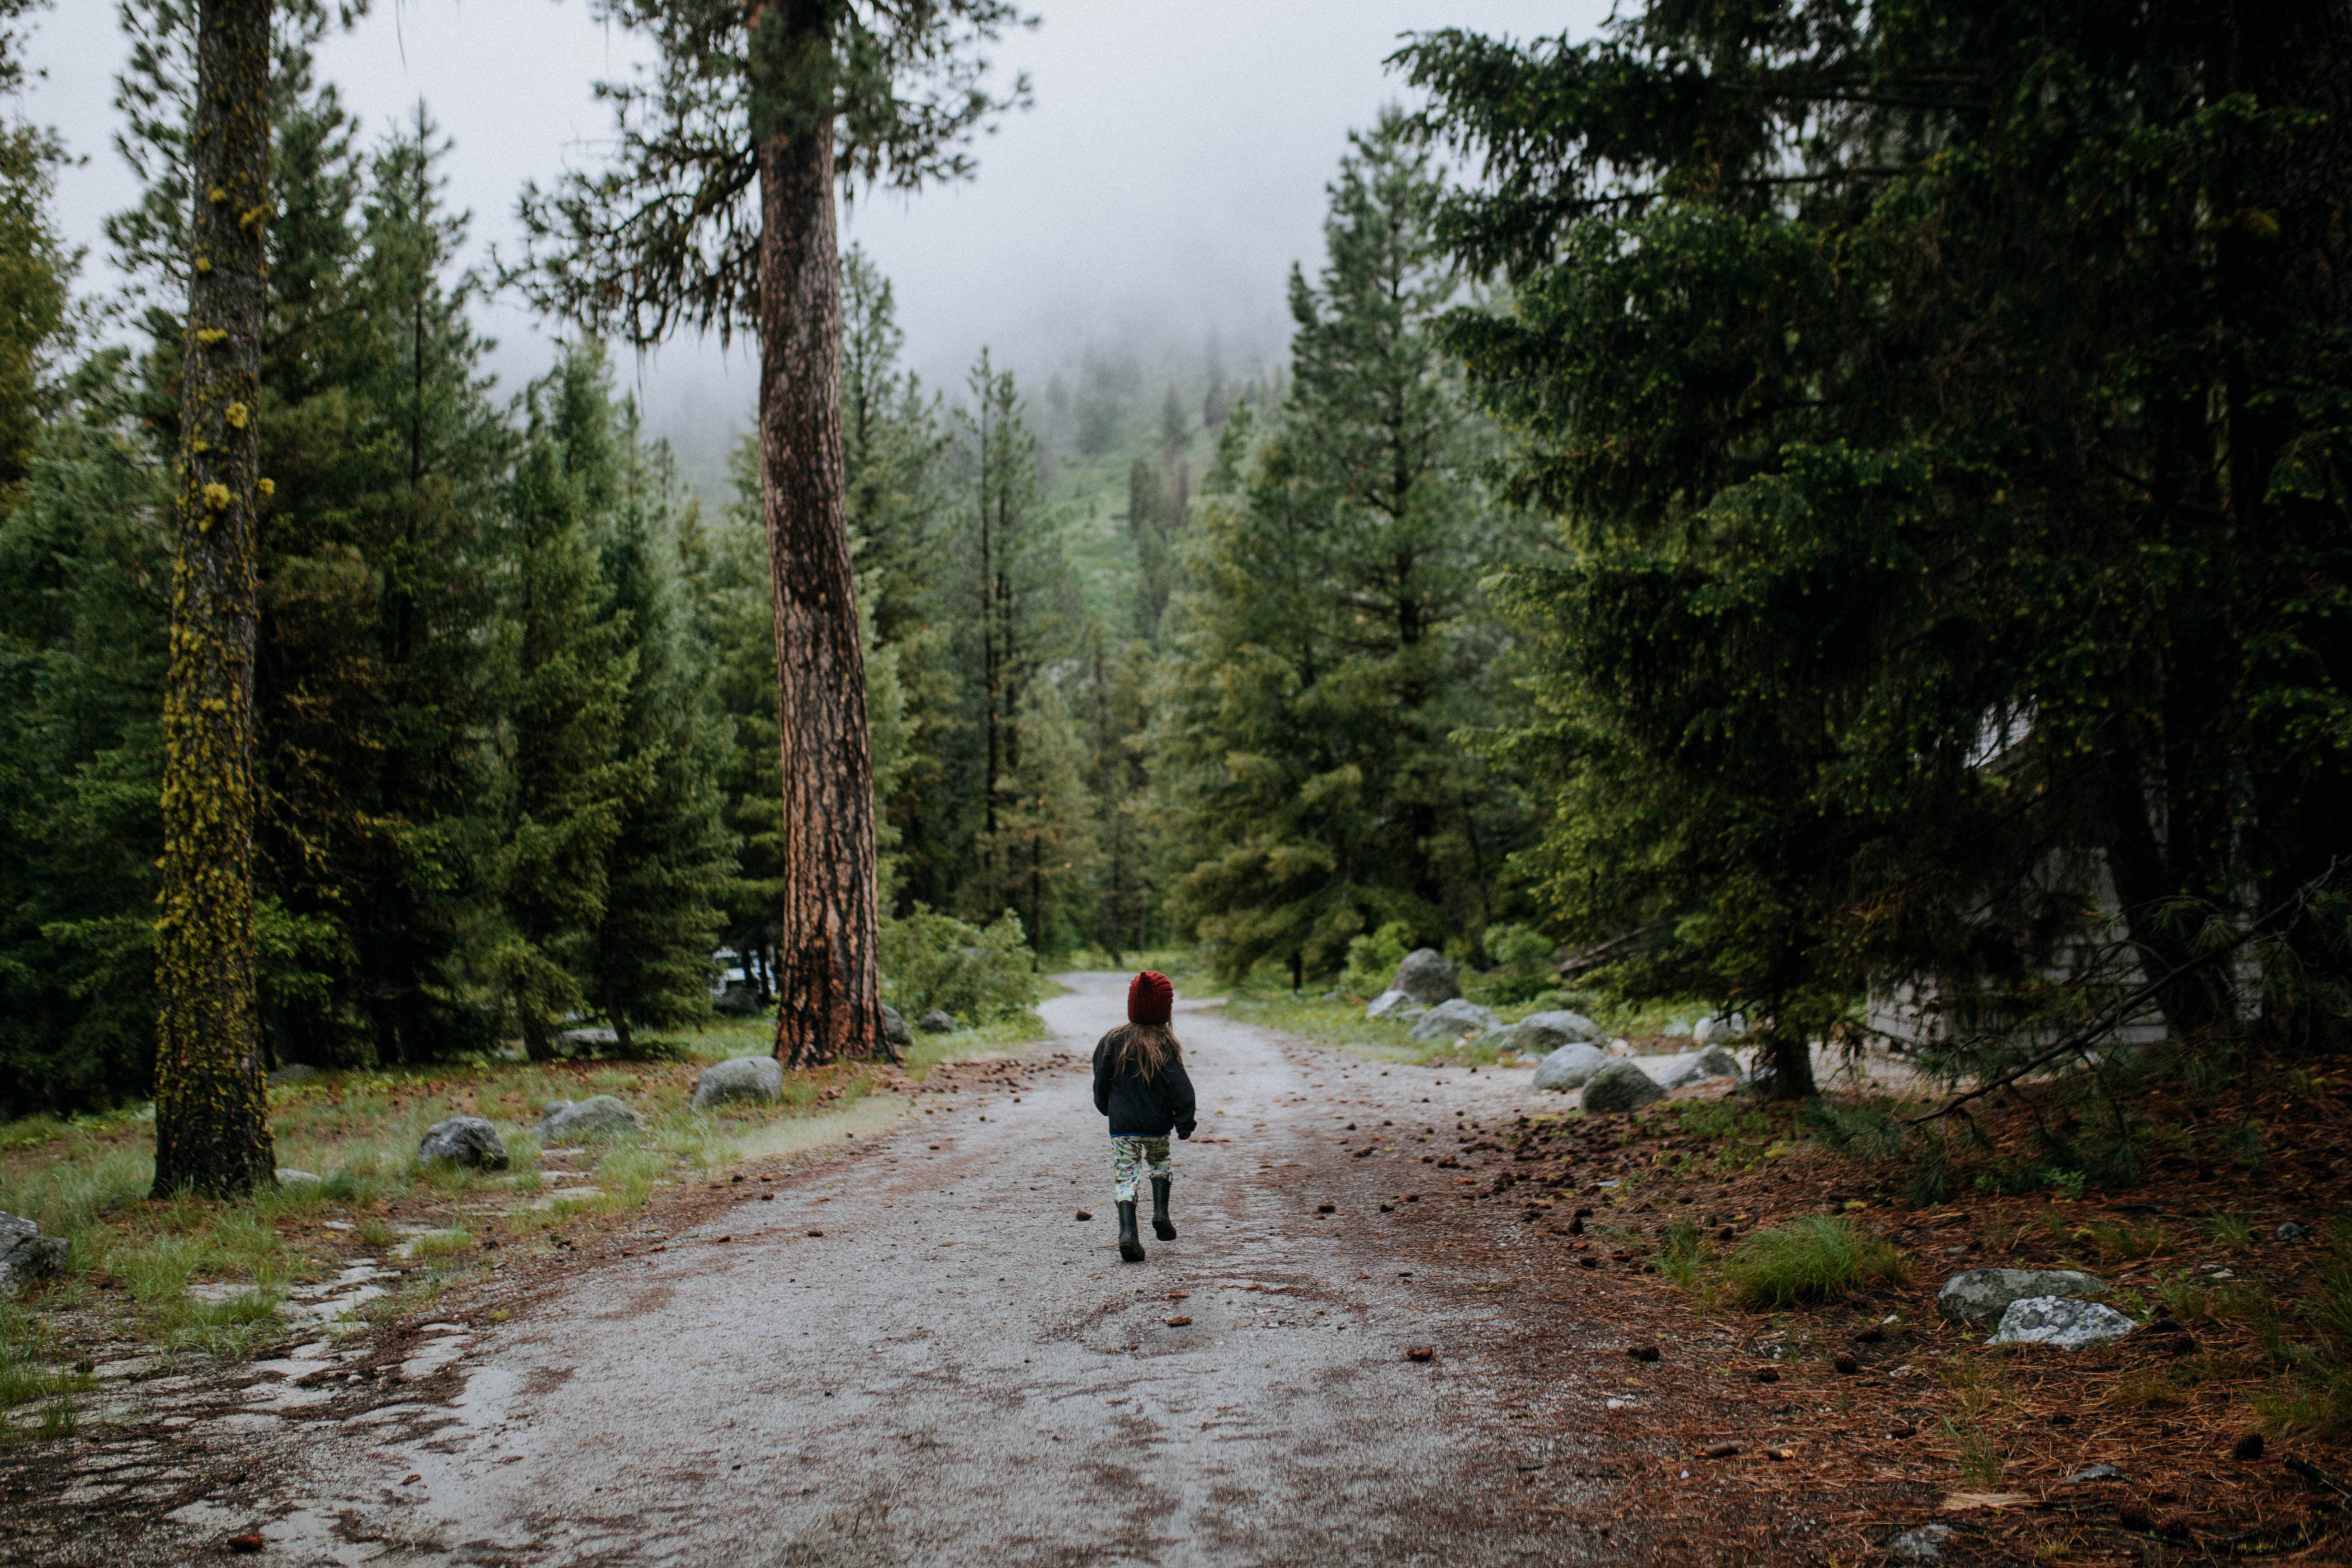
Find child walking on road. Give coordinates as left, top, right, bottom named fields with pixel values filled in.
left=1093, top=971, right=1197, bottom=1263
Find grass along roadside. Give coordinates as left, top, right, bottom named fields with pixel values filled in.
left=0, top=1011, right=1045, bottom=1435
left=1220, top=987, right=1721, bottom=1068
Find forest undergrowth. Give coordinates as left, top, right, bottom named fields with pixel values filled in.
left=1469, top=1058, right=2352, bottom=1561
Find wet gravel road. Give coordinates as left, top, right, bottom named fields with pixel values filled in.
left=205, top=978, right=1609, bottom=1565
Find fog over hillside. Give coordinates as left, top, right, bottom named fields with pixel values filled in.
left=24, top=0, right=1588, bottom=496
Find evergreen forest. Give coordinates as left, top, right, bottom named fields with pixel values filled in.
left=3, top=0, right=2348, bottom=1129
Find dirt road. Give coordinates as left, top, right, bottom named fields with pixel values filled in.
left=47, top=978, right=1679, bottom=1565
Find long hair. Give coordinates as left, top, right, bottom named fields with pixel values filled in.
left=1108, top=1021, right=1180, bottom=1080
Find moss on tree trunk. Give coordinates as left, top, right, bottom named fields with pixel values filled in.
left=151, top=0, right=277, bottom=1198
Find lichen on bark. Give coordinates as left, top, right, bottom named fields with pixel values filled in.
left=151, top=0, right=276, bottom=1198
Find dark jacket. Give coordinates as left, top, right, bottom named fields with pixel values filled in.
left=1092, top=1026, right=1197, bottom=1139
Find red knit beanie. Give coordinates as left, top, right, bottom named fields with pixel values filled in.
left=1128, top=970, right=1173, bottom=1025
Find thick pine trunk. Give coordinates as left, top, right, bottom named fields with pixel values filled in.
left=152, top=0, right=277, bottom=1197
left=755, top=86, right=889, bottom=1068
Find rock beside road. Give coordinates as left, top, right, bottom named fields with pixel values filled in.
left=1531, top=1042, right=1608, bottom=1092
left=879, top=1003, right=914, bottom=1053
left=1581, top=1058, right=1667, bottom=1113
left=1694, top=1014, right=1749, bottom=1045
left=692, top=1055, right=784, bottom=1110
left=1409, top=998, right=1502, bottom=1042
left=1989, top=1295, right=2138, bottom=1348
left=1365, top=989, right=1418, bottom=1021
left=1392, top=948, right=1459, bottom=1006
left=538, top=1095, right=644, bottom=1142
left=1658, top=1044, right=1744, bottom=1087
left=0, top=1212, right=68, bottom=1294
left=416, top=1116, right=510, bottom=1170
left=918, top=1010, right=956, bottom=1034
left=1937, top=1267, right=2109, bottom=1323
left=1500, top=1010, right=1600, bottom=1055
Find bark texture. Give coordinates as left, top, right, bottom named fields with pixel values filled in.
left=754, top=35, right=889, bottom=1068
left=152, top=0, right=277, bottom=1196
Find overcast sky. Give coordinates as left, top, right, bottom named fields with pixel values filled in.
left=25, top=0, right=1598, bottom=475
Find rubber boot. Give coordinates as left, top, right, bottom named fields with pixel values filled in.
left=1151, top=1176, right=1176, bottom=1241
left=1117, top=1200, right=1146, bottom=1263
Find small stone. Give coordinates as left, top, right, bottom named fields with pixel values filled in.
left=2275, top=1220, right=2311, bottom=1242
left=1937, top=1267, right=2110, bottom=1323
left=274, top=1168, right=321, bottom=1184
left=1580, top=1058, right=1667, bottom=1113
left=1889, top=1523, right=1952, bottom=1563
left=2065, top=1463, right=2124, bottom=1484
left=917, top=1010, right=956, bottom=1034
left=1392, top=948, right=1459, bottom=1006
left=415, top=1117, right=508, bottom=1171
left=538, top=1095, right=643, bottom=1142
left=1988, top=1295, right=2138, bottom=1348
left=1530, top=1041, right=1608, bottom=1092
left=1834, top=1350, right=1859, bottom=1374
left=1406, top=1346, right=1435, bottom=1362
left=691, top=1056, right=783, bottom=1110
left=1074, top=1210, right=1092, bottom=1222
left=1408, top=998, right=1503, bottom=1043
left=1627, top=1344, right=1660, bottom=1363
left=0, top=1213, right=69, bottom=1298
left=1751, top=1367, right=1780, bottom=1384
left=2233, top=1432, right=2265, bottom=1461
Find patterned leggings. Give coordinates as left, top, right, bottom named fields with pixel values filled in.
left=1111, top=1136, right=1172, bottom=1203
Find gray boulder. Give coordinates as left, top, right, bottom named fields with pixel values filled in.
left=274, top=1167, right=322, bottom=1184
left=1658, top=1044, right=1744, bottom=1089
left=917, top=1010, right=956, bottom=1035
left=1408, top=998, right=1502, bottom=1042
left=1581, top=1058, right=1667, bottom=1113
left=559, top=1026, right=619, bottom=1052
left=1988, top=1295, right=2138, bottom=1348
left=1531, top=1041, right=1608, bottom=1092
left=692, top=1054, right=784, bottom=1110
left=538, top=1095, right=644, bottom=1142
left=0, top=1213, right=66, bottom=1295
left=1936, top=1267, right=2109, bottom=1323
left=1392, top=948, right=1459, bottom=1006
left=1693, top=1013, right=1749, bottom=1046
left=878, top=1003, right=913, bottom=1053
left=1365, top=989, right=1417, bottom=1021
left=1501, top=1010, right=1601, bottom=1054
left=2276, top=1220, right=2312, bottom=1242
left=416, top=1116, right=509, bottom=1170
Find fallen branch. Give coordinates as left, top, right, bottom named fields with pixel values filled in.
left=1555, top=923, right=1666, bottom=978
left=1903, top=859, right=2341, bottom=1127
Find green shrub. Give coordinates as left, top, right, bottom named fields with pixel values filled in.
left=1339, top=920, right=1412, bottom=998
left=1724, top=1215, right=1904, bottom=1308
left=879, top=905, right=1041, bottom=1026
left=1463, top=923, right=1557, bottom=1005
